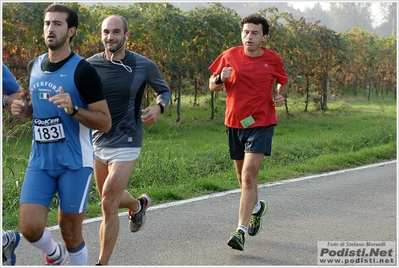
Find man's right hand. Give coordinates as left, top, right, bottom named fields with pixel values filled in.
left=11, top=92, right=29, bottom=118
left=220, top=66, right=233, bottom=82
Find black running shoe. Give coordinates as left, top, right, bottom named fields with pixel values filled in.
left=248, top=200, right=268, bottom=236
left=129, top=193, right=152, bottom=232
left=227, top=229, right=245, bottom=251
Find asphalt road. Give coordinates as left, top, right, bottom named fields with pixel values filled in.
left=12, top=160, right=397, bottom=266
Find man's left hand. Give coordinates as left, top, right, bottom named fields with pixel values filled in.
left=273, top=93, right=285, bottom=107
left=141, top=105, right=161, bottom=125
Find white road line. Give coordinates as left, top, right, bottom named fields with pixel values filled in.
left=49, top=160, right=397, bottom=231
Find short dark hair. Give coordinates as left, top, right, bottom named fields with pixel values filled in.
left=44, top=4, right=78, bottom=41
left=240, top=13, right=270, bottom=36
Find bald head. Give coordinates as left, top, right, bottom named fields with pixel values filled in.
left=102, top=15, right=128, bottom=33
left=101, top=15, right=130, bottom=57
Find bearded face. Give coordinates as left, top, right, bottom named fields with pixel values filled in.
left=43, top=12, right=74, bottom=51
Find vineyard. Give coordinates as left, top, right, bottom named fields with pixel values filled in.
left=2, top=2, right=397, bottom=114
left=1, top=2, right=397, bottom=230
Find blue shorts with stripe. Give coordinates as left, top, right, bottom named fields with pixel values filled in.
left=19, top=164, right=93, bottom=214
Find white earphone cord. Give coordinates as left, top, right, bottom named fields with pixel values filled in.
left=110, top=37, right=132, bottom=73
left=110, top=53, right=132, bottom=73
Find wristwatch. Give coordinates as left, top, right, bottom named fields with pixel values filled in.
left=2, top=98, right=8, bottom=109
left=157, top=102, right=165, bottom=114
left=70, top=105, right=79, bottom=116
left=214, top=74, right=223, bottom=84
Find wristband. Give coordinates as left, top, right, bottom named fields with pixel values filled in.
left=157, top=102, right=165, bottom=114
left=214, top=74, right=223, bottom=84
left=2, top=98, right=8, bottom=109
left=70, top=105, right=79, bottom=116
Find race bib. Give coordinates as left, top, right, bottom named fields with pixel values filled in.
left=34, top=116, right=66, bottom=143
left=240, top=115, right=256, bottom=129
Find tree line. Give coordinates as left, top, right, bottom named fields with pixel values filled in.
left=2, top=2, right=397, bottom=116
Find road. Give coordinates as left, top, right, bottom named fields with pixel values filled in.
left=13, top=160, right=397, bottom=266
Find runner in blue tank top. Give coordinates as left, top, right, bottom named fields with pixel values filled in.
left=10, top=4, right=111, bottom=266
left=2, top=63, right=24, bottom=265
left=2, top=63, right=23, bottom=112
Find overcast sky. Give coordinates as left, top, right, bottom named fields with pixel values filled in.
left=288, top=2, right=385, bottom=27
left=79, top=1, right=386, bottom=27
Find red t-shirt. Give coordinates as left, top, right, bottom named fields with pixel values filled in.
left=209, top=46, right=288, bottom=128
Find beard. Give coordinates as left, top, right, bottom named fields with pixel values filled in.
left=107, top=41, right=125, bottom=54
left=45, top=34, right=68, bottom=51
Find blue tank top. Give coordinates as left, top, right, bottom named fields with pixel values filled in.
left=28, top=54, right=93, bottom=170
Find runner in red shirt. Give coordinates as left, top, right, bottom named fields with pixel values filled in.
left=209, top=13, right=289, bottom=251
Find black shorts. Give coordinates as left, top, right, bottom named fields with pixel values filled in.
left=226, top=125, right=275, bottom=160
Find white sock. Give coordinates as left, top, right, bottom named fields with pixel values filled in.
left=133, top=199, right=142, bottom=214
left=252, top=201, right=261, bottom=214
left=69, top=241, right=88, bottom=265
left=237, top=225, right=247, bottom=235
left=31, top=227, right=59, bottom=258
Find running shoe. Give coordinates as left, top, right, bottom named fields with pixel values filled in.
left=227, top=229, right=245, bottom=251
left=45, top=242, right=68, bottom=265
left=2, top=230, right=20, bottom=266
left=129, top=193, right=152, bottom=232
left=248, top=200, right=268, bottom=236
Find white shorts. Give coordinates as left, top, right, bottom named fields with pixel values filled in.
left=94, top=146, right=141, bottom=164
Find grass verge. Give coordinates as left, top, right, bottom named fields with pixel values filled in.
left=2, top=95, right=396, bottom=230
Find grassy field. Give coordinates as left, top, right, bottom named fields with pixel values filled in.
left=2, top=94, right=397, bottom=230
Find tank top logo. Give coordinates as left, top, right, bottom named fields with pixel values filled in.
left=30, top=80, right=58, bottom=92
left=39, top=92, right=51, bottom=99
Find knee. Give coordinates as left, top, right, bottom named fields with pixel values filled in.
left=241, top=172, right=258, bottom=188
left=60, top=230, right=80, bottom=246
left=101, top=194, right=120, bottom=214
left=19, top=214, right=46, bottom=242
left=19, top=204, right=47, bottom=242
left=59, top=221, right=82, bottom=247
left=19, top=223, right=44, bottom=242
